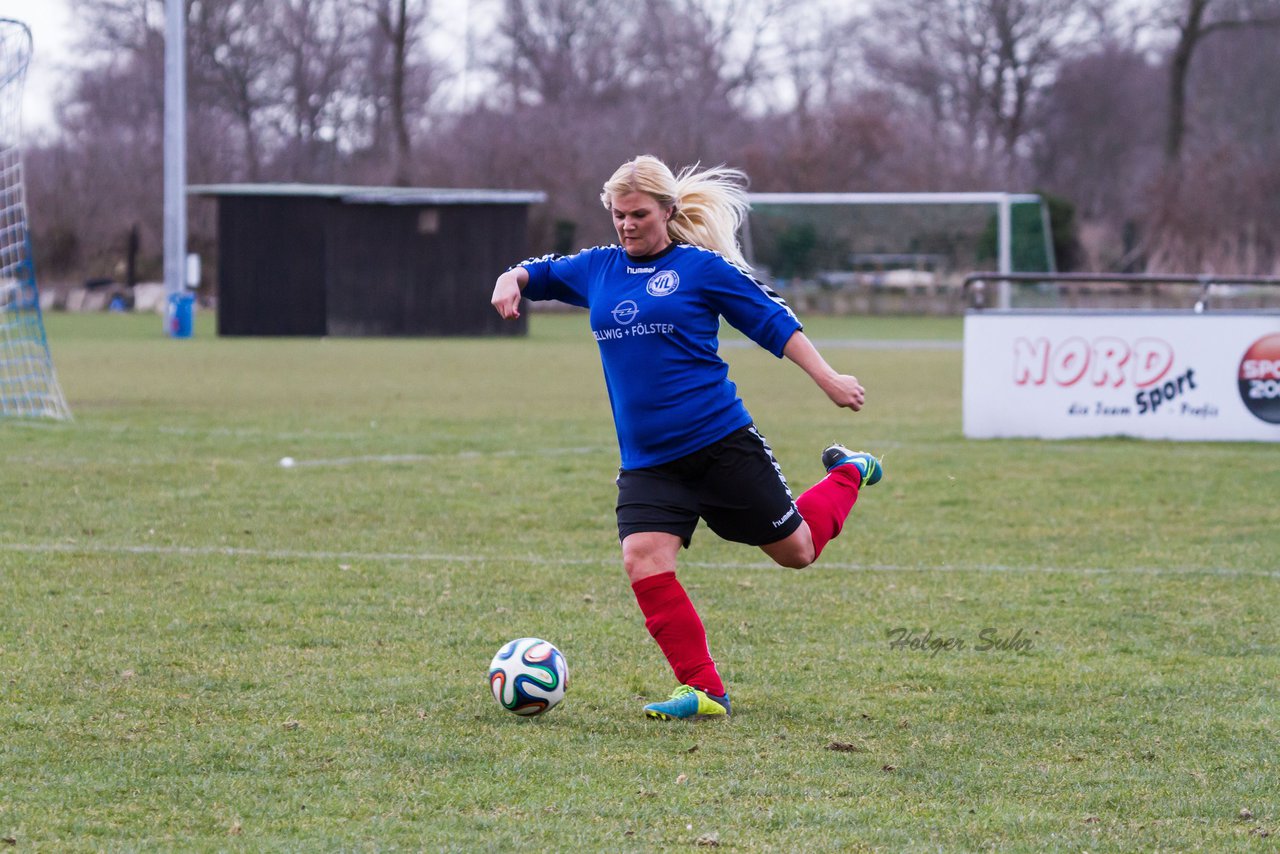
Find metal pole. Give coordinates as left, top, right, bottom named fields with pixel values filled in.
left=997, top=195, right=1012, bottom=309
left=163, top=0, right=187, bottom=335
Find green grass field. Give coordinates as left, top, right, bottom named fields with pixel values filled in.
left=2, top=310, right=1277, bottom=851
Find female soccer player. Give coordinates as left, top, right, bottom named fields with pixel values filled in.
left=491, top=155, right=882, bottom=720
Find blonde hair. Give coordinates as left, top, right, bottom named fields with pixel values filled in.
left=601, top=154, right=752, bottom=270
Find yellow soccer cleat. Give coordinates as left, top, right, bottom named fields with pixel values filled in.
left=643, top=685, right=731, bottom=721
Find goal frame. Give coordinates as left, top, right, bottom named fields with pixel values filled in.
left=744, top=191, right=1056, bottom=309
left=0, top=18, right=72, bottom=420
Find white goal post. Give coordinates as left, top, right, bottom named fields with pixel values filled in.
left=0, top=18, right=72, bottom=419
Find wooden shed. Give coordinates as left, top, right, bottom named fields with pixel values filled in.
left=190, top=184, right=546, bottom=337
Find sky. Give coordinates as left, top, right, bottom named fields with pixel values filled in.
left=0, top=0, right=76, bottom=133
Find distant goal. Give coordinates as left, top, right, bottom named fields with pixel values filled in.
left=744, top=192, right=1055, bottom=311
left=0, top=18, right=71, bottom=420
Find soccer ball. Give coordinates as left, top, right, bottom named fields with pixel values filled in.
left=488, top=637, right=568, bottom=716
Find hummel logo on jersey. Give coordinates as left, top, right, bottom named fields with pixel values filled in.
left=627, top=266, right=656, bottom=274
left=646, top=270, right=680, bottom=297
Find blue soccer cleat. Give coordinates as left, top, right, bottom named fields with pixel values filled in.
left=643, top=685, right=731, bottom=721
left=821, top=443, right=883, bottom=487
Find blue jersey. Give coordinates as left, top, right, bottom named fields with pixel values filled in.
left=519, top=242, right=802, bottom=469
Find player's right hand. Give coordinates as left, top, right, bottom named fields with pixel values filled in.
left=491, top=272, right=523, bottom=319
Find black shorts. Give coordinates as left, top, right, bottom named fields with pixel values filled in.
left=616, top=424, right=801, bottom=548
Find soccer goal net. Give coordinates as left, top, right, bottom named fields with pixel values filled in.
left=0, top=19, right=71, bottom=420
left=743, top=192, right=1054, bottom=310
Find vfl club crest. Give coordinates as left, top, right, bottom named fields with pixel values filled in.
left=646, top=270, right=680, bottom=297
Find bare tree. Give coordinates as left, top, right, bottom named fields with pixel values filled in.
left=1031, top=45, right=1164, bottom=269
left=33, top=0, right=168, bottom=281
left=258, top=0, right=359, bottom=181
left=743, top=90, right=900, bottom=192
left=465, top=0, right=804, bottom=242
left=635, top=0, right=793, bottom=160
left=864, top=0, right=1101, bottom=185
left=1159, top=0, right=1280, bottom=163
left=1142, top=1, right=1280, bottom=273
left=640, top=0, right=789, bottom=101
left=353, top=0, right=440, bottom=185
left=375, top=0, right=417, bottom=184
left=1034, top=46, right=1164, bottom=219
left=1189, top=11, right=1280, bottom=155
left=771, top=3, right=863, bottom=119
left=188, top=0, right=276, bottom=181
left=74, top=0, right=166, bottom=56
left=489, top=0, right=634, bottom=107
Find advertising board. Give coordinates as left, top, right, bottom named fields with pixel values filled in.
left=963, top=312, right=1280, bottom=441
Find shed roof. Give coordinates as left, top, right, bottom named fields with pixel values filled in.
left=188, top=183, right=546, bottom=206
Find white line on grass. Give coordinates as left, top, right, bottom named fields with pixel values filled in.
left=283, top=446, right=601, bottom=467
left=722, top=338, right=961, bottom=350
left=2, top=445, right=609, bottom=467
left=4, top=420, right=378, bottom=442
left=4, top=541, right=1276, bottom=579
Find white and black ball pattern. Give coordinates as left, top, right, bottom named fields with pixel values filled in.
left=488, top=637, right=568, bottom=716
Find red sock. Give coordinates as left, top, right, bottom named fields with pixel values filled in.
left=630, top=571, right=725, bottom=696
left=795, top=465, right=861, bottom=560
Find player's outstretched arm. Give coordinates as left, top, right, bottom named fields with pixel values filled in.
left=782, top=330, right=865, bottom=412
left=491, top=267, right=529, bottom=319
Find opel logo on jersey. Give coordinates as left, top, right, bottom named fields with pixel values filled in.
left=646, top=270, right=680, bottom=297
left=612, top=300, right=639, bottom=324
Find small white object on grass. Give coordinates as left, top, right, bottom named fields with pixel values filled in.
left=279, top=456, right=296, bottom=468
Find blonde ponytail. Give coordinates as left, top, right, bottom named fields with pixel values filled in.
left=601, top=155, right=752, bottom=270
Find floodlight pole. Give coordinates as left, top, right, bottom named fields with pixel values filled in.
left=997, top=195, right=1013, bottom=310
left=163, top=0, right=187, bottom=335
